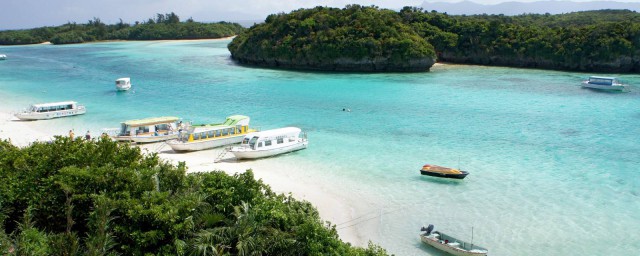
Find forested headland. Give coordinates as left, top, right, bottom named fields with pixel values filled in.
left=230, top=5, right=640, bottom=73
left=0, top=13, right=245, bottom=45
left=0, top=138, right=388, bottom=255
left=228, top=5, right=438, bottom=72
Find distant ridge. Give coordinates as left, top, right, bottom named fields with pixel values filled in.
left=420, top=0, right=640, bottom=15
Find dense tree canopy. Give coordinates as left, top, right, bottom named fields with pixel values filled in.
left=0, top=137, right=388, bottom=255
left=228, top=5, right=437, bottom=72
left=231, top=6, right=640, bottom=72
left=0, top=13, right=245, bottom=45
left=401, top=8, right=640, bottom=72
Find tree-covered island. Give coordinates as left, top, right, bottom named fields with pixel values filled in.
left=0, top=13, right=245, bottom=45
left=0, top=137, right=388, bottom=255
left=230, top=5, right=640, bottom=73
left=228, top=5, right=438, bottom=72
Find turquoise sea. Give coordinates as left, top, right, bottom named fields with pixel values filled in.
left=1, top=40, right=639, bottom=255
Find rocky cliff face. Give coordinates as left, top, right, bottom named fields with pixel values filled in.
left=231, top=54, right=436, bottom=72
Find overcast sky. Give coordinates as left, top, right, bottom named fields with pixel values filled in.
left=0, top=0, right=623, bottom=30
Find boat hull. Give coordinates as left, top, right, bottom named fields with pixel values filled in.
left=420, top=235, right=487, bottom=256
left=581, top=82, right=628, bottom=91
left=167, top=135, right=244, bottom=152
left=116, top=85, right=131, bottom=91
left=420, top=170, right=468, bottom=179
left=231, top=141, right=307, bottom=159
left=14, top=108, right=86, bottom=120
left=112, top=133, right=178, bottom=143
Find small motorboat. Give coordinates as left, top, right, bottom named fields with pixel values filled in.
left=581, top=76, right=628, bottom=92
left=420, top=225, right=488, bottom=256
left=115, top=77, right=132, bottom=91
left=420, top=164, right=468, bottom=179
left=0, top=54, right=6, bottom=60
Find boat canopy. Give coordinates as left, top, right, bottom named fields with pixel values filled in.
left=195, top=115, right=250, bottom=128
left=223, top=115, right=249, bottom=126
left=122, top=116, right=179, bottom=127
left=588, top=76, right=618, bottom=85
left=247, top=127, right=301, bottom=139
left=31, top=101, right=78, bottom=109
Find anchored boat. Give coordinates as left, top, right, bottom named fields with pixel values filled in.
left=420, top=225, right=488, bottom=256
left=14, top=101, right=86, bottom=120
left=166, top=115, right=257, bottom=152
left=115, top=77, right=132, bottom=91
left=581, top=76, right=628, bottom=92
left=229, top=127, right=307, bottom=160
left=420, top=164, right=469, bottom=179
left=110, top=116, right=180, bottom=143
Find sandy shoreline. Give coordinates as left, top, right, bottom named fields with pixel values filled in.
left=0, top=110, right=368, bottom=246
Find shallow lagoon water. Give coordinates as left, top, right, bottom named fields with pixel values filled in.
left=1, top=40, right=639, bottom=255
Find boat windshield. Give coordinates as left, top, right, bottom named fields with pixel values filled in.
left=119, top=124, right=131, bottom=136
left=242, top=137, right=250, bottom=144
left=248, top=136, right=259, bottom=149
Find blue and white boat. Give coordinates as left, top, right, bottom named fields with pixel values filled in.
left=581, top=76, right=628, bottom=92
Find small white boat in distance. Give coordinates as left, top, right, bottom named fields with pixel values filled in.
left=110, top=116, right=180, bottom=143
left=420, top=225, right=488, bottom=256
left=115, top=77, right=132, bottom=91
left=14, top=101, right=86, bottom=120
left=0, top=54, right=6, bottom=60
left=581, top=76, right=628, bottom=92
left=167, top=115, right=257, bottom=152
left=229, top=127, right=308, bottom=160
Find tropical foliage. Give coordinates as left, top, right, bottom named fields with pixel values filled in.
left=232, top=6, right=640, bottom=72
left=401, top=7, right=640, bottom=72
left=0, top=137, right=388, bottom=255
left=0, top=13, right=245, bottom=45
left=228, top=5, right=437, bottom=72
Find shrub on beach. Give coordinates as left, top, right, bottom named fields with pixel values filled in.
left=0, top=137, right=388, bottom=255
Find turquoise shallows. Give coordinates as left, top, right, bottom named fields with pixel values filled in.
left=1, top=39, right=639, bottom=255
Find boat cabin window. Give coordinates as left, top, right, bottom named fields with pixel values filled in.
left=216, top=130, right=222, bottom=137
left=207, top=131, right=214, bottom=137
left=265, top=140, right=272, bottom=146
left=242, top=137, right=250, bottom=144
left=258, top=142, right=263, bottom=148
left=222, top=129, right=229, bottom=136
left=230, top=128, right=236, bottom=135
left=588, top=77, right=614, bottom=85
left=277, top=138, right=284, bottom=144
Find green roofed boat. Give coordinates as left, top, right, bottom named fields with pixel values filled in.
left=166, top=115, right=257, bottom=152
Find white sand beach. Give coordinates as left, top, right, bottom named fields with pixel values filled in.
left=0, top=110, right=371, bottom=246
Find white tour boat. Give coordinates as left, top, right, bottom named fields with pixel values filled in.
left=14, top=101, right=86, bottom=120
left=110, top=116, right=180, bottom=143
left=229, top=127, right=308, bottom=160
left=115, top=77, right=132, bottom=91
left=167, top=115, right=257, bottom=152
left=420, top=225, right=488, bottom=256
left=581, top=76, right=628, bottom=92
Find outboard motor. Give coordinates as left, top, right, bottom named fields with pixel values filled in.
left=420, top=224, right=434, bottom=235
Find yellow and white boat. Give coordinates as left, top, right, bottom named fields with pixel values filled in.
left=110, top=116, right=180, bottom=143
left=166, top=115, right=256, bottom=152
